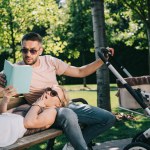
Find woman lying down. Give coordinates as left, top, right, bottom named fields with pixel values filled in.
left=0, top=85, right=69, bottom=147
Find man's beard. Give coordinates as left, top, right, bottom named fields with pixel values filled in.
left=23, top=57, right=37, bottom=65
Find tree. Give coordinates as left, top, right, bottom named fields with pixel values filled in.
left=106, top=0, right=150, bottom=73
left=122, top=0, right=150, bottom=73
left=91, top=0, right=111, bottom=111
left=54, top=0, right=94, bottom=86
left=0, top=0, right=64, bottom=63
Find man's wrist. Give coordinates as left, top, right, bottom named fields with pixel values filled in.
left=97, top=58, right=104, bottom=65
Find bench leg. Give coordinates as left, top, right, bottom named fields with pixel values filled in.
left=88, top=141, right=94, bottom=150
left=46, top=138, right=55, bottom=150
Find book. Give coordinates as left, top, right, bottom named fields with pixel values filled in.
left=3, top=60, right=32, bottom=94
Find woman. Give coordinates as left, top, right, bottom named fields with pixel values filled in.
left=0, top=85, right=69, bottom=147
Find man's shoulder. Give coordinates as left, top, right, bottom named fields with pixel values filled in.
left=40, top=55, right=67, bottom=68
left=40, top=55, right=59, bottom=63
left=40, top=55, right=53, bottom=60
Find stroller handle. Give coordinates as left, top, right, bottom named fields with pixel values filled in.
left=101, top=47, right=132, bottom=77
left=98, top=51, right=150, bottom=116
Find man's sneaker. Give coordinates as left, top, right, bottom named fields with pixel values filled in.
left=62, top=143, right=74, bottom=150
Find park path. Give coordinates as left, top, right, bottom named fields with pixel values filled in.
left=93, top=138, right=132, bottom=150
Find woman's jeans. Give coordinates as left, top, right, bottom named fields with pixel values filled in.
left=51, top=102, right=116, bottom=150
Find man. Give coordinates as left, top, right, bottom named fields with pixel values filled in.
left=0, top=32, right=116, bottom=150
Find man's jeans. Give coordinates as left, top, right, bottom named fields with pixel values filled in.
left=51, top=102, right=116, bottom=150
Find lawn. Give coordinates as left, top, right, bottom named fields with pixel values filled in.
left=28, top=84, right=150, bottom=150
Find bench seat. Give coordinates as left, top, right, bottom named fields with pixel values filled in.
left=1, top=129, right=62, bottom=150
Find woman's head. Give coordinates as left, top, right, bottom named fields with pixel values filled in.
left=45, top=85, right=70, bottom=107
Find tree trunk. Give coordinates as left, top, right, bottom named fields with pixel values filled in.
left=147, top=28, right=150, bottom=73
left=91, top=0, right=111, bottom=111
left=147, top=0, right=150, bottom=73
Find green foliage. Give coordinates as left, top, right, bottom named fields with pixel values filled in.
left=0, top=0, right=149, bottom=76
left=50, top=0, right=94, bottom=61
left=105, top=0, right=148, bottom=50
left=0, top=0, right=64, bottom=62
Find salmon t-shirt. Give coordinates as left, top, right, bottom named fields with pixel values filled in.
left=18, top=55, right=69, bottom=104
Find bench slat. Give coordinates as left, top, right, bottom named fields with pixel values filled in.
left=1, top=129, right=62, bottom=150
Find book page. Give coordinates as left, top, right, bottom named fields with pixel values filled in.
left=3, top=60, right=32, bottom=94
left=3, top=60, right=13, bottom=85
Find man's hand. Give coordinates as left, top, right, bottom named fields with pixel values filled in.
left=0, top=73, right=6, bottom=97
left=108, top=47, right=114, bottom=56
left=0, top=73, right=6, bottom=88
left=101, top=47, right=114, bottom=59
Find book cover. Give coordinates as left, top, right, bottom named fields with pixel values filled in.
left=3, top=60, right=32, bottom=94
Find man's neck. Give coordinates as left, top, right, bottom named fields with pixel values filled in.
left=32, top=59, right=40, bottom=68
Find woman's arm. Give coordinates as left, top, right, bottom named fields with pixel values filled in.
left=0, top=97, right=9, bottom=113
left=24, top=89, right=62, bottom=129
left=24, top=105, right=57, bottom=129
left=0, top=86, right=17, bottom=113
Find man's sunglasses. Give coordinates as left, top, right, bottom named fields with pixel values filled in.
left=46, top=87, right=62, bottom=104
left=21, top=48, right=39, bottom=55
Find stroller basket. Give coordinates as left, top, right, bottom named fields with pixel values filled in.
left=116, top=76, right=150, bottom=109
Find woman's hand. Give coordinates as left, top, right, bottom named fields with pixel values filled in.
left=0, top=86, right=17, bottom=113
left=2, top=86, right=17, bottom=103
left=44, top=91, right=61, bottom=108
left=34, top=91, right=61, bottom=108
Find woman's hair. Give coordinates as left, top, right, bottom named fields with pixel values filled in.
left=45, top=85, right=70, bottom=107
left=58, top=85, right=70, bottom=107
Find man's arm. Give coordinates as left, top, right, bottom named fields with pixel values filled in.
left=63, top=59, right=104, bottom=78
left=63, top=48, right=114, bottom=78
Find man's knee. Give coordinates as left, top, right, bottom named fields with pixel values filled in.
left=107, top=112, right=116, bottom=125
left=57, top=108, right=78, bottom=127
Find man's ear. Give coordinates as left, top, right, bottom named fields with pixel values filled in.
left=39, top=48, right=43, bottom=55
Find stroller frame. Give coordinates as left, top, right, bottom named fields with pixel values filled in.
left=98, top=49, right=150, bottom=149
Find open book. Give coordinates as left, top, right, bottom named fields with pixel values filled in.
left=3, top=60, right=32, bottom=94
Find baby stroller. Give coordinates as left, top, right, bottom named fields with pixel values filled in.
left=98, top=48, right=150, bottom=150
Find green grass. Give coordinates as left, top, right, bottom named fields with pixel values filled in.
left=28, top=84, right=150, bottom=150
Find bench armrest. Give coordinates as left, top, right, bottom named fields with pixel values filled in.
left=72, top=98, right=88, bottom=104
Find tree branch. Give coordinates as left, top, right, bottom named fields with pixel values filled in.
left=123, top=0, right=149, bottom=27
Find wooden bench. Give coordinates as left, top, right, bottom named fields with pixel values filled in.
left=0, top=96, right=88, bottom=150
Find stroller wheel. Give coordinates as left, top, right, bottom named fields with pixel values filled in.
left=132, top=131, right=150, bottom=144
left=123, top=142, right=150, bottom=150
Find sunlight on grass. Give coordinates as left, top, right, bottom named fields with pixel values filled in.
left=68, top=91, right=97, bottom=106
left=67, top=85, right=119, bottom=110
